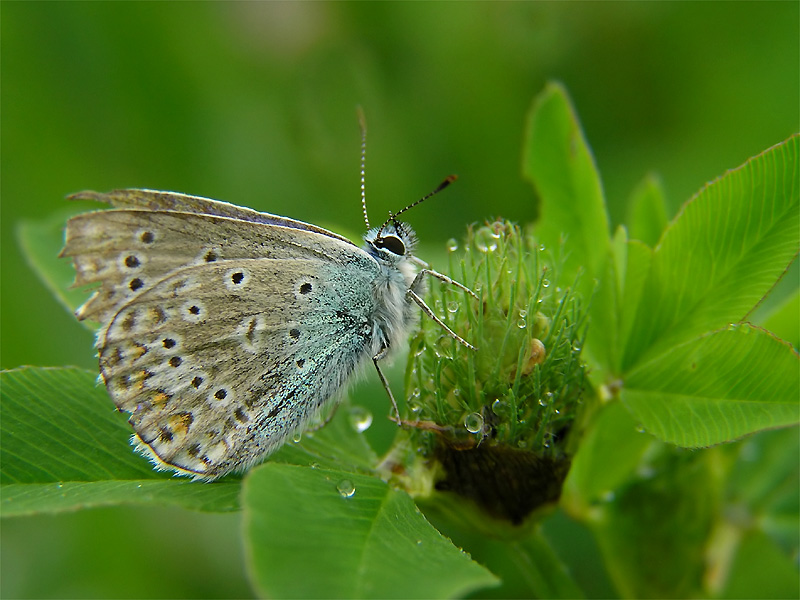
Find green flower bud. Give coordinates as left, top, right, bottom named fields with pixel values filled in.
left=392, top=220, right=589, bottom=529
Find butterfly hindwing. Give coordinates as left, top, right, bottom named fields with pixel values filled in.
left=99, top=254, right=380, bottom=479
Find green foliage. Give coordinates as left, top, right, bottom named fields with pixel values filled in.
left=243, top=464, right=498, bottom=598
left=5, top=82, right=798, bottom=598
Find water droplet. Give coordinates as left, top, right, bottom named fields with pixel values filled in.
left=348, top=406, right=373, bottom=433
left=292, top=431, right=303, bottom=443
left=407, top=388, right=423, bottom=413
left=447, top=301, right=459, bottom=314
left=492, top=399, right=508, bottom=417
left=446, top=238, right=459, bottom=252
left=517, top=318, right=527, bottom=329
left=554, top=408, right=561, bottom=415
left=542, top=278, right=550, bottom=288
left=474, top=227, right=498, bottom=253
left=600, top=490, right=615, bottom=503
left=434, top=335, right=454, bottom=359
left=464, top=412, right=484, bottom=434
left=637, top=465, right=655, bottom=479
left=518, top=309, right=528, bottom=318
left=56, top=483, right=63, bottom=489
left=635, top=423, right=646, bottom=433
left=452, top=387, right=461, bottom=397
left=337, top=479, right=356, bottom=498
left=539, top=397, right=547, bottom=406
left=572, top=342, right=582, bottom=352
left=416, top=540, right=423, bottom=546
left=539, top=244, right=546, bottom=252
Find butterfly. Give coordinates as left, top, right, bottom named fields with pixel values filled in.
left=61, top=127, right=475, bottom=481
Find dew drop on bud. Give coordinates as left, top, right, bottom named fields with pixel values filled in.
left=492, top=398, right=508, bottom=417
left=474, top=227, right=498, bottom=253
left=464, top=412, right=484, bottom=434
left=446, top=238, right=459, bottom=252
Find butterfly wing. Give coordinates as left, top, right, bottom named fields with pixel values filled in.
left=62, top=193, right=383, bottom=480
left=62, top=190, right=359, bottom=333
left=69, top=189, right=355, bottom=240
left=100, top=254, right=380, bottom=479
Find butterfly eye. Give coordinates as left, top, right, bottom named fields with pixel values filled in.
left=375, top=235, right=406, bottom=256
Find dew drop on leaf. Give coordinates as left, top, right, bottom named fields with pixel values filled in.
left=348, top=406, right=373, bottom=433
left=337, top=479, right=356, bottom=498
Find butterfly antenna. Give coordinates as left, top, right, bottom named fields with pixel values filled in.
left=377, top=174, right=458, bottom=237
left=357, top=106, right=370, bottom=229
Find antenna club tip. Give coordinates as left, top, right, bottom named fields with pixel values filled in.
left=446, top=174, right=458, bottom=183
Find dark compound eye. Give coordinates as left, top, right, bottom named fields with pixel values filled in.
left=375, top=235, right=405, bottom=256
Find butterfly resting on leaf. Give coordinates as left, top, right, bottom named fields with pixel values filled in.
left=61, top=166, right=475, bottom=481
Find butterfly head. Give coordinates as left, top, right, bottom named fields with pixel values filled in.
left=364, top=220, right=418, bottom=265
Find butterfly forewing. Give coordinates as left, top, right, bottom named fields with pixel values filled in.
left=70, top=189, right=356, bottom=242
left=62, top=198, right=360, bottom=330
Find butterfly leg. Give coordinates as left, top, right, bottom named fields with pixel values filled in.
left=372, top=356, right=401, bottom=420
left=407, top=268, right=477, bottom=351
left=305, top=402, right=341, bottom=433
left=409, top=258, right=479, bottom=301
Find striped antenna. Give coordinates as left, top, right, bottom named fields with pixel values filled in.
left=377, top=175, right=458, bottom=238
left=357, top=106, right=370, bottom=228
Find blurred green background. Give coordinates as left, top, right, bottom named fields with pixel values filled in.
left=2, top=2, right=797, bottom=598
